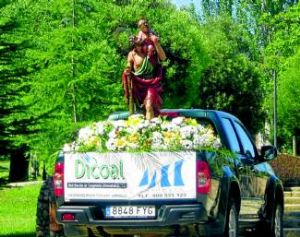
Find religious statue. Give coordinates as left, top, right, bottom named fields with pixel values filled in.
left=122, top=19, right=166, bottom=120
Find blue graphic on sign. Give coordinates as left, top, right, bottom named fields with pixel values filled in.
left=139, top=169, right=149, bottom=186
left=161, top=165, right=170, bottom=187
left=174, top=160, right=184, bottom=186
left=139, top=160, right=184, bottom=188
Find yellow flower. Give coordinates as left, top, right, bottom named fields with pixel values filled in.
left=128, top=133, right=139, bottom=143
left=184, top=118, right=198, bottom=126
left=89, top=136, right=100, bottom=146
left=163, top=131, right=173, bottom=140
left=115, top=138, right=127, bottom=149
left=163, top=131, right=180, bottom=146
left=126, top=116, right=142, bottom=127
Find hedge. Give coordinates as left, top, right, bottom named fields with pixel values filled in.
left=271, top=154, right=300, bottom=187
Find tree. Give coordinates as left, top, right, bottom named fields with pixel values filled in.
left=199, top=0, right=299, bottom=144
left=264, top=2, right=300, bottom=151
left=16, top=0, right=126, bottom=170
left=197, top=17, right=265, bottom=134
left=3, top=0, right=208, bottom=172
left=0, top=0, right=32, bottom=181
left=0, top=1, right=14, bottom=158
left=277, top=50, right=300, bottom=151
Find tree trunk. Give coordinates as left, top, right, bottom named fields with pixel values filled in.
left=293, top=136, right=297, bottom=156
left=297, top=136, right=300, bottom=156
left=9, top=144, right=29, bottom=182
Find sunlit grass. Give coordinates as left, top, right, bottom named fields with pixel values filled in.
left=0, top=183, right=42, bottom=237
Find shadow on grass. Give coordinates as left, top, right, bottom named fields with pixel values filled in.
left=0, top=177, right=43, bottom=190
left=0, top=233, right=35, bottom=237
left=0, top=178, right=9, bottom=190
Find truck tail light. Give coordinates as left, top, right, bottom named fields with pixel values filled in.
left=196, top=160, right=211, bottom=194
left=62, top=213, right=76, bottom=221
left=53, top=162, right=64, bottom=197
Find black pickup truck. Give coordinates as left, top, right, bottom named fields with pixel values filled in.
left=36, top=109, right=284, bottom=237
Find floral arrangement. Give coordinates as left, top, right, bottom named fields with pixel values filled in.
left=66, top=114, right=222, bottom=153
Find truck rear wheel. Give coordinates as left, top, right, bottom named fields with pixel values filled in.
left=36, top=177, right=64, bottom=237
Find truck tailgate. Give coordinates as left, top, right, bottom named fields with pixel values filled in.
left=64, top=151, right=197, bottom=202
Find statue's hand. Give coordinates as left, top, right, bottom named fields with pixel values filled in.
left=124, top=68, right=131, bottom=76
left=149, top=34, right=159, bottom=45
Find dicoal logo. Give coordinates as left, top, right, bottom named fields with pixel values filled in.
left=139, top=160, right=184, bottom=188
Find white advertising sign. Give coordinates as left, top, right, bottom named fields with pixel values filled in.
left=64, top=152, right=196, bottom=201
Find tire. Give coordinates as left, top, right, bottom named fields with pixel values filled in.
left=270, top=203, right=283, bottom=237
left=224, top=198, right=239, bottom=237
left=36, top=177, right=64, bottom=237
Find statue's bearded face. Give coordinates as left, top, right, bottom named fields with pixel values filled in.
left=138, top=22, right=149, bottom=34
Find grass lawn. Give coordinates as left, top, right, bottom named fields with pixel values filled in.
left=0, top=160, right=10, bottom=182
left=0, top=183, right=42, bottom=237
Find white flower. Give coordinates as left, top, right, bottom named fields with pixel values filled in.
left=152, top=131, right=163, bottom=143
left=161, top=122, right=178, bottom=132
left=78, top=127, right=94, bottom=143
left=180, top=126, right=195, bottom=139
left=202, top=133, right=218, bottom=147
left=124, top=126, right=135, bottom=134
left=137, top=120, right=150, bottom=130
left=106, top=138, right=116, bottom=151
left=213, top=138, right=222, bottom=149
left=111, top=120, right=125, bottom=128
left=181, top=140, right=193, bottom=150
left=193, top=135, right=205, bottom=147
left=108, top=130, right=117, bottom=139
left=127, top=143, right=139, bottom=150
left=150, top=131, right=164, bottom=150
left=95, top=122, right=105, bottom=135
left=143, top=119, right=150, bottom=126
left=150, top=117, right=162, bottom=125
left=171, top=117, right=184, bottom=126
left=63, top=143, right=73, bottom=152
left=195, top=124, right=206, bottom=134
left=149, top=121, right=159, bottom=129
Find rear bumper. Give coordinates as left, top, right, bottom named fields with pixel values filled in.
left=56, top=204, right=226, bottom=236
left=56, top=204, right=208, bottom=227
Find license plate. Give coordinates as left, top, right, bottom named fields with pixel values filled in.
left=105, top=205, right=156, bottom=218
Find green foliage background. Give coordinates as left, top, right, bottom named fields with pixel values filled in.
left=0, top=0, right=299, bottom=170
left=263, top=3, right=300, bottom=151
